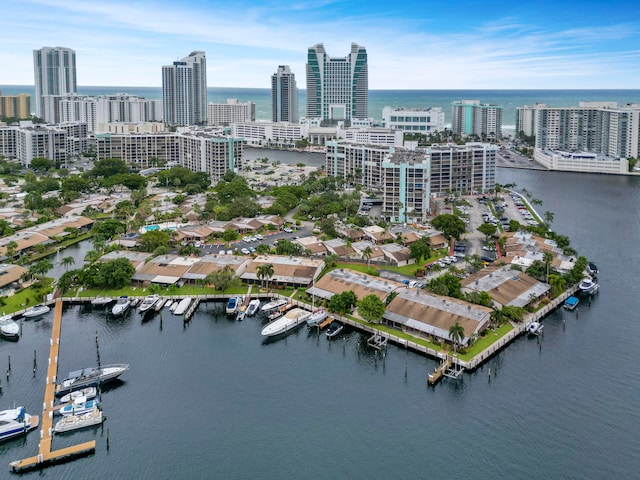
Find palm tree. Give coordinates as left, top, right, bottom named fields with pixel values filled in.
left=542, top=251, right=554, bottom=283
left=548, top=274, right=567, bottom=297
left=489, top=307, right=505, bottom=329
left=61, top=256, right=75, bottom=272
left=362, top=246, right=373, bottom=272
left=5, top=240, right=18, bottom=260
left=544, top=211, right=554, bottom=227
left=256, top=263, right=274, bottom=291
left=449, top=321, right=465, bottom=353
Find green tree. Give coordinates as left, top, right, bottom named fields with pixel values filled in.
left=61, top=256, right=75, bottom=271
left=542, top=251, right=554, bottom=283
left=324, top=253, right=340, bottom=268
left=30, top=157, right=53, bottom=172
left=256, top=263, right=274, bottom=291
left=544, top=211, right=554, bottom=228
left=409, top=236, right=431, bottom=263
left=501, top=305, right=526, bottom=323
left=205, top=265, right=237, bottom=291
left=489, top=307, right=505, bottom=328
left=328, top=291, right=357, bottom=315
left=5, top=240, right=18, bottom=259
left=449, top=321, right=465, bottom=353
left=431, top=214, right=467, bottom=239
left=361, top=245, right=373, bottom=271
left=138, top=229, right=172, bottom=252
left=548, top=274, right=567, bottom=297
left=478, top=222, right=497, bottom=240
left=87, top=158, right=128, bottom=178
left=222, top=229, right=240, bottom=242
left=357, top=294, right=385, bottom=323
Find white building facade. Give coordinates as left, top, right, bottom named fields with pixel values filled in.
left=207, top=99, right=255, bottom=126
left=451, top=100, right=502, bottom=140
left=271, top=65, right=298, bottom=123
left=162, top=51, right=207, bottom=126
left=382, top=107, right=445, bottom=134
left=33, top=46, right=77, bottom=121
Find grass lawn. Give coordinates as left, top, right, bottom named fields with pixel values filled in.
left=75, top=284, right=249, bottom=298
left=1, top=282, right=54, bottom=314
left=456, top=323, right=514, bottom=361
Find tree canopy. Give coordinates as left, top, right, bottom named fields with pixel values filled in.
left=357, top=294, right=386, bottom=322
left=328, top=291, right=357, bottom=315
left=431, top=214, right=467, bottom=239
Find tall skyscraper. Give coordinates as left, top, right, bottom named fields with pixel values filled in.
left=271, top=65, right=298, bottom=123
left=306, top=43, right=368, bottom=124
left=162, top=51, right=207, bottom=126
left=33, top=46, right=77, bottom=120
left=451, top=100, right=503, bottom=140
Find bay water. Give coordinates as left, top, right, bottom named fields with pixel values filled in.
left=0, top=166, right=638, bottom=478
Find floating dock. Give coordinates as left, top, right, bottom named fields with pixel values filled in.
left=9, top=300, right=96, bottom=473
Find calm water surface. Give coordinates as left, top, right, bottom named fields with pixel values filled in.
left=0, top=168, right=639, bottom=478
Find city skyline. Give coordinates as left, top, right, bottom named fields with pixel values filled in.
left=1, top=1, right=640, bottom=89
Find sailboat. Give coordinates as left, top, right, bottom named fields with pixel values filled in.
left=306, top=276, right=327, bottom=327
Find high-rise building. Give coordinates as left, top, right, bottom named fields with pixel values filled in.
left=306, top=43, right=368, bottom=124
left=382, top=106, right=445, bottom=134
left=162, top=51, right=207, bottom=126
left=271, top=65, right=298, bottom=123
left=207, top=99, right=255, bottom=126
left=451, top=100, right=502, bottom=140
left=33, top=47, right=77, bottom=121
left=0, top=91, right=31, bottom=119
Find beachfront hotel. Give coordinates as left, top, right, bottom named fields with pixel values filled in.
left=33, top=46, right=77, bottom=122
left=162, top=51, right=208, bottom=126
left=306, top=43, right=368, bottom=124
left=271, top=65, right=298, bottom=123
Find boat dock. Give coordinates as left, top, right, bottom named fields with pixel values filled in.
left=184, top=298, right=200, bottom=322
left=427, top=356, right=451, bottom=385
left=10, top=300, right=96, bottom=473
left=367, top=333, right=388, bottom=350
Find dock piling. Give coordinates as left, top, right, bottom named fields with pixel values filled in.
left=8, top=355, right=10, bottom=372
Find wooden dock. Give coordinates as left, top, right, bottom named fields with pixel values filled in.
left=9, top=300, right=96, bottom=473
left=427, top=356, right=452, bottom=386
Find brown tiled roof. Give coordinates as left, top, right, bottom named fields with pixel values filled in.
left=0, top=264, right=28, bottom=288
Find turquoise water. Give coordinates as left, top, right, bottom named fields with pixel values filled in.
left=3, top=85, right=640, bottom=127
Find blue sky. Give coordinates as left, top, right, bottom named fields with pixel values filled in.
left=2, top=0, right=640, bottom=89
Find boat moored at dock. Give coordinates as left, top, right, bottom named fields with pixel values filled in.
left=564, top=296, right=580, bottom=311
left=579, top=278, right=599, bottom=295
left=138, top=294, right=160, bottom=314
left=261, top=307, right=311, bottom=337
left=111, top=296, right=131, bottom=316
left=226, top=296, right=242, bottom=315
left=59, top=387, right=97, bottom=404
left=53, top=409, right=104, bottom=434
left=326, top=320, right=344, bottom=339
left=22, top=304, right=51, bottom=319
left=306, top=310, right=328, bottom=327
left=91, top=296, right=113, bottom=307
left=173, top=297, right=193, bottom=316
left=0, top=314, right=19, bottom=340
left=58, top=397, right=100, bottom=417
left=55, top=364, right=129, bottom=396
left=260, top=297, right=289, bottom=313
left=527, top=321, right=543, bottom=335
left=0, top=407, right=39, bottom=441
left=246, top=299, right=260, bottom=316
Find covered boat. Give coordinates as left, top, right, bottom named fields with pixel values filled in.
left=226, top=296, right=241, bottom=315
left=261, top=308, right=311, bottom=337
left=564, top=296, right=579, bottom=311
left=22, top=304, right=51, bottom=319
left=54, top=409, right=104, bottom=434
left=91, top=296, right=113, bottom=307
left=326, top=320, right=344, bottom=339
left=0, top=407, right=39, bottom=441
left=55, top=363, right=129, bottom=396
left=260, top=297, right=289, bottom=313
left=173, top=297, right=192, bottom=316
left=111, top=296, right=131, bottom=316
left=306, top=310, right=328, bottom=327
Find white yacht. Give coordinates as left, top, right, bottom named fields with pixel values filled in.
left=246, top=299, right=260, bottom=316
left=579, top=278, right=599, bottom=295
left=226, top=296, right=242, bottom=315
left=0, top=407, right=39, bottom=441
left=111, top=296, right=131, bottom=316
left=261, top=308, right=311, bottom=337
left=54, top=409, right=104, bottom=434
left=22, top=304, right=51, bottom=319
left=306, top=310, right=328, bottom=327
left=527, top=322, right=543, bottom=335
left=138, top=294, right=160, bottom=314
left=0, top=314, right=19, bottom=340
left=91, top=296, right=113, bottom=307
left=59, top=386, right=97, bottom=404
left=260, top=297, right=289, bottom=313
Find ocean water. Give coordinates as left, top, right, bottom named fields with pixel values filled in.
left=3, top=85, right=640, bottom=128
left=0, top=167, right=639, bottom=478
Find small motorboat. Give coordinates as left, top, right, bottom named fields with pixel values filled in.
left=260, top=297, right=289, bottom=313
left=587, top=262, right=599, bottom=276
left=91, top=296, right=113, bottom=307
left=111, top=296, right=131, bottom=316
left=246, top=299, right=260, bottom=316
left=22, top=304, right=51, bottom=319
left=0, top=407, right=39, bottom=441
left=164, top=300, right=173, bottom=310
left=306, top=310, right=328, bottom=327
left=226, top=296, right=241, bottom=315
left=54, top=409, right=104, bottom=434
left=527, top=321, right=543, bottom=335
left=169, top=301, right=178, bottom=313
left=564, top=296, right=579, bottom=311
left=58, top=397, right=100, bottom=416
left=0, top=314, right=19, bottom=340
left=579, top=278, right=599, bottom=295
left=173, top=297, right=192, bottom=316
left=59, top=386, right=97, bottom=404
left=326, top=320, right=344, bottom=339
left=237, top=307, right=246, bottom=321
left=138, top=294, right=160, bottom=314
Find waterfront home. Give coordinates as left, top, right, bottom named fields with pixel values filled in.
left=97, top=251, right=151, bottom=270
left=0, top=263, right=30, bottom=295
left=0, top=231, right=50, bottom=259
left=182, top=254, right=250, bottom=286
left=501, top=231, right=575, bottom=272
left=461, top=266, right=550, bottom=309
left=25, top=215, right=94, bottom=239
left=240, top=255, right=324, bottom=288
left=306, top=268, right=404, bottom=303
left=383, top=290, right=492, bottom=347
left=131, top=254, right=199, bottom=287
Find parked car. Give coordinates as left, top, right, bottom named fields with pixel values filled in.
left=240, top=248, right=250, bottom=255
left=283, top=227, right=293, bottom=233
